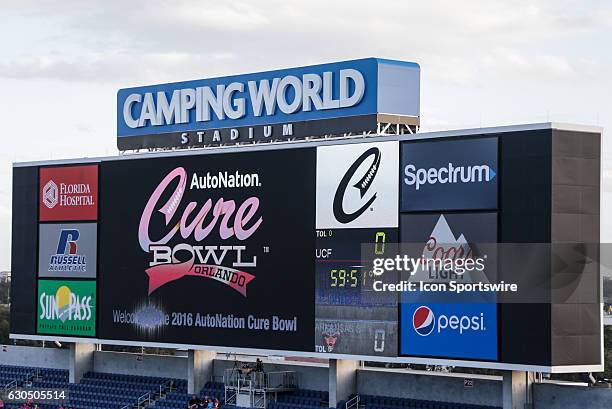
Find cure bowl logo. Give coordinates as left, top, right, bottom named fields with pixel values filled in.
left=138, top=167, right=261, bottom=297
left=413, top=306, right=435, bottom=336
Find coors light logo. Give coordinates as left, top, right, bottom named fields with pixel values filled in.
left=39, top=165, right=98, bottom=221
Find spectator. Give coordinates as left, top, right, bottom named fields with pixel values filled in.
left=188, top=395, right=200, bottom=409
left=0, top=398, right=4, bottom=408
left=255, top=358, right=264, bottom=373
left=213, top=398, right=220, bottom=409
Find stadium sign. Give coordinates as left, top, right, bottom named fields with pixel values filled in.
left=11, top=124, right=603, bottom=372
left=117, top=58, right=420, bottom=150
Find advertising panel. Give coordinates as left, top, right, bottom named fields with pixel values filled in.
left=399, top=212, right=498, bottom=360
left=117, top=59, right=420, bottom=149
left=315, top=142, right=399, bottom=356
left=316, top=141, right=398, bottom=229
left=38, top=223, right=97, bottom=278
left=37, top=280, right=96, bottom=337
left=400, top=302, right=498, bottom=360
left=98, top=148, right=316, bottom=351
left=401, top=138, right=498, bottom=212
left=39, top=165, right=98, bottom=221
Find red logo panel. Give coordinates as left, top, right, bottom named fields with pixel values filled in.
left=39, top=165, right=98, bottom=221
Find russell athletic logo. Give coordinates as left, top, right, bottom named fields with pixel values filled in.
left=413, top=305, right=486, bottom=336
left=43, top=180, right=59, bottom=208
left=48, top=230, right=86, bottom=273
left=404, top=163, right=496, bottom=191
left=333, top=147, right=380, bottom=224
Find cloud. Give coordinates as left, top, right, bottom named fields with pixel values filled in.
left=482, top=48, right=577, bottom=80
left=0, top=51, right=238, bottom=85
left=0, top=0, right=610, bottom=86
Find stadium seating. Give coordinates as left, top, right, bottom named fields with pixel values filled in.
left=155, top=380, right=224, bottom=409
left=1, top=366, right=502, bottom=409
left=0, top=364, right=39, bottom=388
left=0, top=365, right=178, bottom=409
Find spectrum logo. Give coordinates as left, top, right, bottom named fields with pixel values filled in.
left=48, top=229, right=87, bottom=272
left=404, top=163, right=496, bottom=191
left=412, top=305, right=486, bottom=336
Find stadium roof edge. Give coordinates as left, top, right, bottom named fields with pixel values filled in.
left=13, top=122, right=602, bottom=168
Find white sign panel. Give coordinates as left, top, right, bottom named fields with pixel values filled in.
left=316, top=141, right=399, bottom=229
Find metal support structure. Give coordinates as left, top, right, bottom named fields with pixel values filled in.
left=118, top=122, right=420, bottom=155
left=223, top=368, right=297, bottom=408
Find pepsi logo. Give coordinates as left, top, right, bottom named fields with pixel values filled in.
left=413, top=306, right=435, bottom=336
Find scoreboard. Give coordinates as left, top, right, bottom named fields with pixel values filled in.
left=10, top=124, right=603, bottom=372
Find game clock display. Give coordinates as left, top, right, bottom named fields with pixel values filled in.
left=315, top=228, right=398, bottom=307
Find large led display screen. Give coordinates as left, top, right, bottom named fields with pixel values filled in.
left=9, top=128, right=603, bottom=371
left=97, top=149, right=316, bottom=351
left=315, top=141, right=399, bottom=356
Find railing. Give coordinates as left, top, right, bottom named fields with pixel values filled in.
left=1, top=379, right=18, bottom=397
left=224, top=387, right=237, bottom=406
left=136, top=391, right=152, bottom=408
left=223, top=368, right=298, bottom=391
left=345, top=394, right=360, bottom=409
left=266, top=371, right=297, bottom=390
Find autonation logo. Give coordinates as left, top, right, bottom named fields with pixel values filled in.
left=412, top=305, right=486, bottom=336
left=404, top=163, right=496, bottom=191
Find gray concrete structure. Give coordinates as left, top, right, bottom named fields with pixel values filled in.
left=188, top=349, right=216, bottom=394
left=69, top=343, right=95, bottom=383
left=329, top=359, right=358, bottom=408
left=502, top=371, right=534, bottom=409
left=0, top=344, right=69, bottom=369
left=93, top=350, right=187, bottom=379
left=357, top=368, right=502, bottom=407
left=534, top=382, right=612, bottom=409
left=1, top=345, right=611, bottom=408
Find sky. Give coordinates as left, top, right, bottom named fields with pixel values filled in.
left=0, top=0, right=611, bottom=270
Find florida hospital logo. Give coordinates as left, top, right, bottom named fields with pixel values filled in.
left=49, top=229, right=87, bottom=273
left=413, top=306, right=435, bottom=336
left=333, top=147, right=380, bottom=224
left=43, top=180, right=59, bottom=209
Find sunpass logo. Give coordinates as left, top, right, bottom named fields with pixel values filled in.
left=333, top=147, right=380, bottom=224
left=404, top=163, right=496, bottom=191
left=48, top=229, right=87, bottom=273
left=412, top=305, right=486, bottom=336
